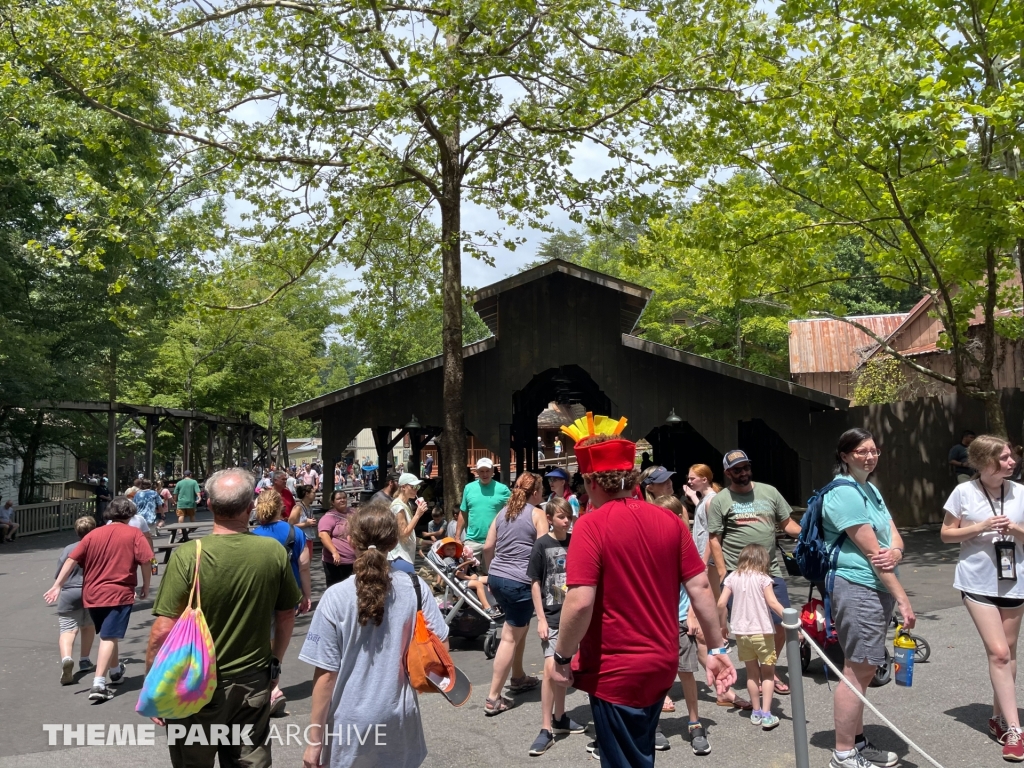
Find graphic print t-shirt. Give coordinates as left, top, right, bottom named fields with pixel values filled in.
left=707, top=483, right=792, bottom=577
left=527, top=533, right=571, bottom=628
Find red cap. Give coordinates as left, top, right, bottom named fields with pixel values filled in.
left=575, top=439, right=636, bottom=474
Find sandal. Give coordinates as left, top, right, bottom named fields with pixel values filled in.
left=484, top=695, right=513, bottom=716
left=773, top=677, right=790, bottom=695
left=716, top=695, right=753, bottom=710
left=662, top=696, right=676, bottom=712
left=509, top=675, right=541, bottom=694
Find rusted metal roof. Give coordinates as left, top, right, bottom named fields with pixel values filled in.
left=788, top=314, right=908, bottom=374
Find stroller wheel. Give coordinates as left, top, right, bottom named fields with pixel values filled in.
left=870, top=648, right=892, bottom=687
left=912, top=635, right=930, bottom=663
left=800, top=641, right=811, bottom=672
left=483, top=631, right=498, bottom=660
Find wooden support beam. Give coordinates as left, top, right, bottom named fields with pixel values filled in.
left=145, top=415, right=157, bottom=481
left=107, top=409, right=117, bottom=493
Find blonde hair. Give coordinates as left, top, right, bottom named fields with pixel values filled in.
left=254, top=489, right=284, bottom=524
left=688, top=464, right=722, bottom=493
left=968, top=434, right=1010, bottom=474
left=736, top=543, right=771, bottom=576
left=652, top=494, right=685, bottom=518
left=75, top=516, right=97, bottom=538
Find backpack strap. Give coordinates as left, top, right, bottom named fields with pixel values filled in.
left=408, top=570, right=423, bottom=612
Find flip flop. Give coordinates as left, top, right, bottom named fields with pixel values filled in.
left=662, top=696, right=676, bottom=712
left=774, top=677, right=790, bottom=695
left=716, top=696, right=753, bottom=710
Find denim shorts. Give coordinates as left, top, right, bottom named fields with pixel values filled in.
left=488, top=574, right=535, bottom=627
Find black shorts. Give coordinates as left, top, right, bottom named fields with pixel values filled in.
left=962, top=591, right=1024, bottom=610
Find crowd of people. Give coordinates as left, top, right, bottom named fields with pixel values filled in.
left=31, top=424, right=1024, bottom=768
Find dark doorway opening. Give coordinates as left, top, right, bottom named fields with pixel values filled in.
left=739, top=418, right=801, bottom=504
left=512, top=365, right=611, bottom=474
left=645, top=424, right=725, bottom=493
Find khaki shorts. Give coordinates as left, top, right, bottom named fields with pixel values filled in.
left=736, top=633, right=777, bottom=665
left=178, top=508, right=196, bottom=521
left=678, top=622, right=700, bottom=673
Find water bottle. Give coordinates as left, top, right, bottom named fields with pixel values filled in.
left=893, top=627, right=916, bottom=687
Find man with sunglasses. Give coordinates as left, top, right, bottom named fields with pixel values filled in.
left=707, top=449, right=801, bottom=694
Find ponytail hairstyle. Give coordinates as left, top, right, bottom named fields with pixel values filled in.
left=350, top=501, right=399, bottom=627
left=254, top=489, right=284, bottom=525
left=688, top=463, right=722, bottom=493
left=506, top=472, right=542, bottom=522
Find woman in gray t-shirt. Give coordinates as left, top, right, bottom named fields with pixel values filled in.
left=299, top=501, right=448, bottom=768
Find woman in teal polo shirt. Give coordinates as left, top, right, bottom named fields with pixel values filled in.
left=822, top=428, right=915, bottom=768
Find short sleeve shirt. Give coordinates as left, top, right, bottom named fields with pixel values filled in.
left=527, top=534, right=571, bottom=628
left=949, top=444, right=971, bottom=470
left=298, top=569, right=447, bottom=768
left=252, top=521, right=307, bottom=589
left=460, top=480, right=511, bottom=543
left=944, top=480, right=1024, bottom=598
left=70, top=523, right=153, bottom=608
left=566, top=498, right=705, bottom=708
left=822, top=480, right=893, bottom=592
left=707, top=483, right=792, bottom=577
left=153, top=533, right=302, bottom=679
left=173, top=478, right=201, bottom=509
left=319, top=510, right=356, bottom=564
left=724, top=570, right=775, bottom=634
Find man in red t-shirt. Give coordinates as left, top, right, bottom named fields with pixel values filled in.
left=551, top=434, right=736, bottom=768
left=44, top=497, right=153, bottom=703
left=271, top=469, right=295, bottom=515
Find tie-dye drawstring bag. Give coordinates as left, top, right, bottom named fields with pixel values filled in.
left=136, top=539, right=217, bottom=718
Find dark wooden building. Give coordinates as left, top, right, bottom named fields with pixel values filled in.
left=285, top=260, right=845, bottom=505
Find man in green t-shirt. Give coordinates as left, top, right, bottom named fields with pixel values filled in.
left=707, top=449, right=801, bottom=693
left=148, top=468, right=302, bottom=768
left=172, top=470, right=201, bottom=523
left=456, top=457, right=511, bottom=566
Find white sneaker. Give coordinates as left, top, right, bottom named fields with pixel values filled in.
left=60, top=657, right=74, bottom=686
left=830, top=750, right=875, bottom=768
left=857, top=740, right=898, bottom=767
left=108, top=662, right=126, bottom=685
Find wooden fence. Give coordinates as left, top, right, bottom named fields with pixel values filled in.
left=14, top=498, right=97, bottom=537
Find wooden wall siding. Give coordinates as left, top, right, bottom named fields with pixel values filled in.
left=794, top=372, right=854, bottom=399
left=810, top=388, right=1024, bottom=526
left=788, top=315, right=907, bottom=374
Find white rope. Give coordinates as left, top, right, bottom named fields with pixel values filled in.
left=795, top=625, right=947, bottom=768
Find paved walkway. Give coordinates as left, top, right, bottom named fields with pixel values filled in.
left=0, top=524, right=1014, bottom=767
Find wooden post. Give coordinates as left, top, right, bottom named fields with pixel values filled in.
left=107, top=408, right=117, bottom=493
left=183, top=417, right=192, bottom=475
left=499, top=423, right=512, bottom=482
left=144, top=415, right=156, bottom=481
left=373, top=427, right=391, bottom=489
left=207, top=423, right=216, bottom=477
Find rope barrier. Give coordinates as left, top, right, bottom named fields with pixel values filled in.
left=792, top=621, right=947, bottom=768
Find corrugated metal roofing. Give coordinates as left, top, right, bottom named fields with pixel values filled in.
left=788, top=314, right=908, bottom=373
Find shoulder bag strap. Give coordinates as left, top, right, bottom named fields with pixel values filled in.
left=188, top=539, right=203, bottom=612
left=408, top=570, right=423, bottom=612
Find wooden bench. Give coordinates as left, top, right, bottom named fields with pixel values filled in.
left=154, top=540, right=187, bottom=564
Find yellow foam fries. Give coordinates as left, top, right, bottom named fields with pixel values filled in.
left=560, top=412, right=628, bottom=443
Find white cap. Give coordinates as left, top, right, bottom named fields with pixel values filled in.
left=476, top=457, right=494, bottom=470
left=398, top=472, right=422, bottom=487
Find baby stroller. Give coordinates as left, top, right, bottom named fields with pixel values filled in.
left=424, top=538, right=503, bottom=659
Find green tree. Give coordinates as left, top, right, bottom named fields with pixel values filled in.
left=8, top=0, right=753, bottom=508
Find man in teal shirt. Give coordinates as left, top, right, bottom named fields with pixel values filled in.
left=173, top=470, right=202, bottom=524
left=456, top=457, right=510, bottom=568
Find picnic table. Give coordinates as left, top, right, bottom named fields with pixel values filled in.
left=153, top=521, right=213, bottom=563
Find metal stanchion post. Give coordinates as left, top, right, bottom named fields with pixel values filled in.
left=783, top=607, right=810, bottom=768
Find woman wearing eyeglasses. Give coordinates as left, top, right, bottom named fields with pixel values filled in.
left=822, top=428, right=915, bottom=768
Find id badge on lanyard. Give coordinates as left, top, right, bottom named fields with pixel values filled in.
left=982, top=482, right=1017, bottom=582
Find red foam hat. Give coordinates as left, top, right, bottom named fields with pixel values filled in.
left=575, top=438, right=636, bottom=474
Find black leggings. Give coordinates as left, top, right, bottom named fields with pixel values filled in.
left=323, top=560, right=354, bottom=588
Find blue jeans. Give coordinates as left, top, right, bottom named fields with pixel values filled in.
left=590, top=695, right=662, bottom=768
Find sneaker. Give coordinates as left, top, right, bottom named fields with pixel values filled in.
left=993, top=716, right=1011, bottom=741
left=586, top=741, right=599, bottom=759
left=688, top=722, right=711, bottom=756
left=654, top=730, right=671, bottom=751
left=88, top=684, right=114, bottom=703
left=108, top=662, right=125, bottom=685
left=552, top=714, right=586, bottom=734
left=269, top=694, right=287, bottom=718
left=60, top=657, right=74, bottom=686
left=830, top=750, right=876, bottom=768
left=79, top=658, right=94, bottom=672
left=1002, top=727, right=1024, bottom=762
left=529, top=730, right=555, bottom=756
left=761, top=713, right=780, bottom=731
left=750, top=710, right=764, bottom=726
left=857, top=740, right=899, bottom=767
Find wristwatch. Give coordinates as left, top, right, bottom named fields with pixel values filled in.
left=552, top=651, right=574, bottom=666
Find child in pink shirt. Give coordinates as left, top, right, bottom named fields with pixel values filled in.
left=718, top=543, right=786, bottom=730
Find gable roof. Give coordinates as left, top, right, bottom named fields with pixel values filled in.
left=788, top=314, right=908, bottom=374
left=471, top=258, right=652, bottom=336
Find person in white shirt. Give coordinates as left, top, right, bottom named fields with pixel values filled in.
left=0, top=499, right=19, bottom=541
left=941, top=434, right=1024, bottom=760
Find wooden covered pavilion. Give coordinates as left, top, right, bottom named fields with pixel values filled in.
left=285, top=259, right=846, bottom=505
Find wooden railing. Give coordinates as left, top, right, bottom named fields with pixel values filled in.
left=14, top=498, right=97, bottom=537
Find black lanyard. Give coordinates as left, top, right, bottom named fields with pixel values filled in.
left=980, top=480, right=1005, bottom=519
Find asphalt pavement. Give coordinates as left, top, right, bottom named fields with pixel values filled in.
left=0, top=522, right=1015, bottom=767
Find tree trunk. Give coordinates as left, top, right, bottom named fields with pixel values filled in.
left=267, top=398, right=275, bottom=466
left=439, top=140, right=466, bottom=515
left=18, top=411, right=45, bottom=504
left=976, top=246, right=1008, bottom=437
